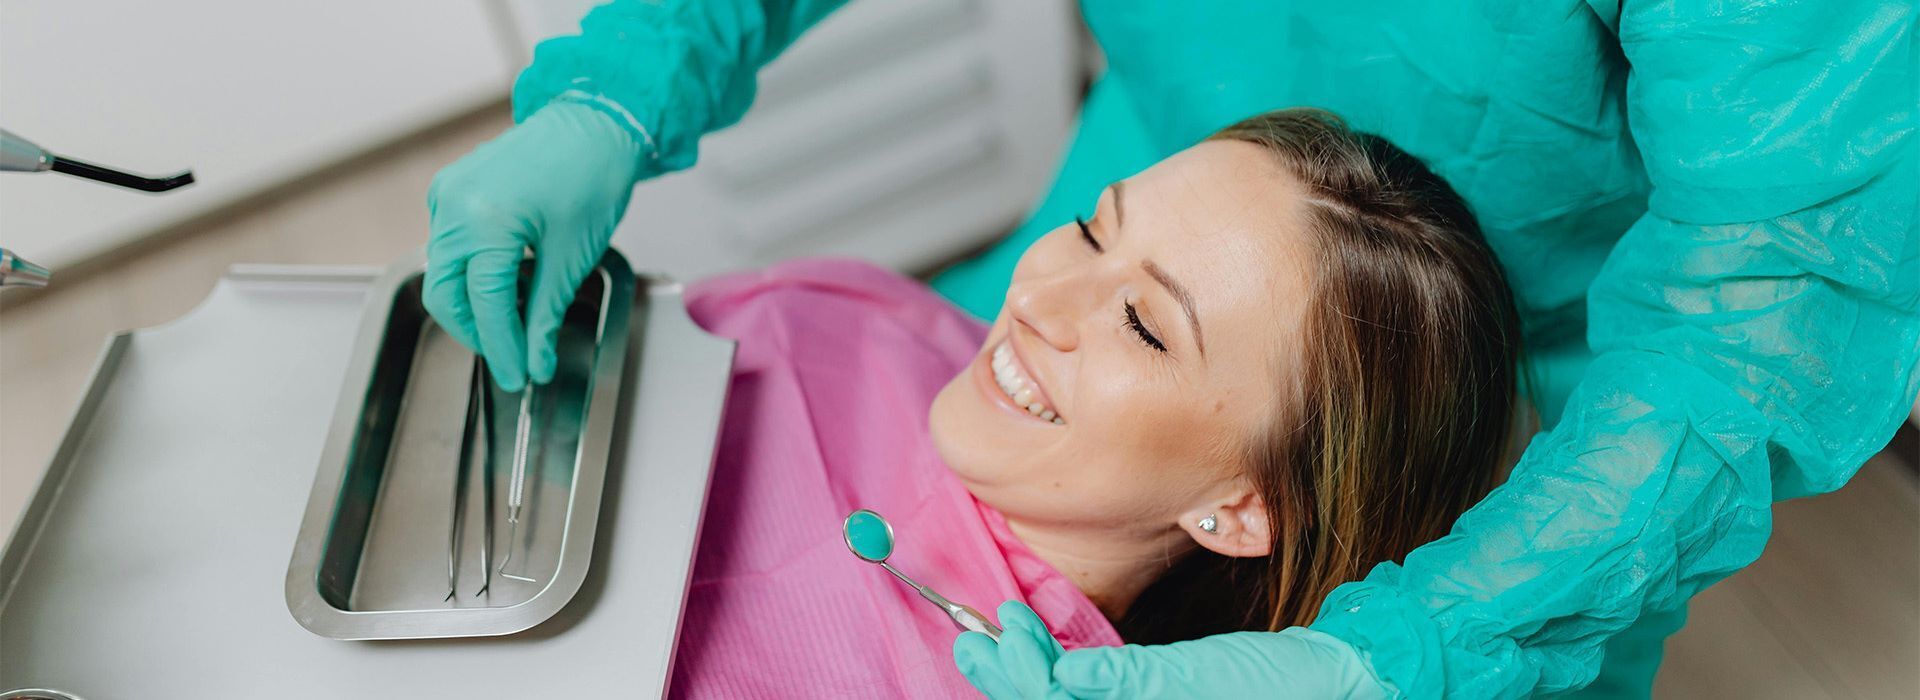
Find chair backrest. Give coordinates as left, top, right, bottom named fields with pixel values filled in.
left=505, top=0, right=1082, bottom=280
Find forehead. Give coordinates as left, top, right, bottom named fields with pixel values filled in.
left=1120, top=140, right=1317, bottom=372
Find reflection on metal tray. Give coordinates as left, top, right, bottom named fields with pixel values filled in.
left=1, top=260, right=733, bottom=698
left=285, top=250, right=635, bottom=640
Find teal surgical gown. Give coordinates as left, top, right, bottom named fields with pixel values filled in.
left=513, top=1, right=1920, bottom=696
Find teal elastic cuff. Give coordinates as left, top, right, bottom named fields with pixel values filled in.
left=548, top=90, right=659, bottom=162
left=1310, top=572, right=1451, bottom=700
left=517, top=96, right=657, bottom=182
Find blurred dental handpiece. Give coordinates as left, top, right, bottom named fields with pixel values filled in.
left=1, top=128, right=195, bottom=192
left=2, top=127, right=198, bottom=291
left=0, top=248, right=50, bottom=288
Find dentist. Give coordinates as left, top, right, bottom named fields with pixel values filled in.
left=422, top=1, right=1918, bottom=697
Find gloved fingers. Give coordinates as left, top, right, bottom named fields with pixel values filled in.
left=422, top=253, right=482, bottom=354
left=524, top=241, right=600, bottom=385
left=465, top=248, right=530, bottom=392
left=955, top=631, right=1020, bottom=700
left=996, top=601, right=1065, bottom=657
left=985, top=601, right=1066, bottom=699
left=1057, top=631, right=1384, bottom=699
left=1054, top=644, right=1195, bottom=700
left=995, top=621, right=1058, bottom=698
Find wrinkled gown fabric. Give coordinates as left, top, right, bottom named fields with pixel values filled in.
left=672, top=258, right=1121, bottom=698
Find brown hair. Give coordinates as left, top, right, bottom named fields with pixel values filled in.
left=1116, top=108, right=1522, bottom=642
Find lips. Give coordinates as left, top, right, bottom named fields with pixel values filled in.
left=990, top=339, right=1064, bottom=424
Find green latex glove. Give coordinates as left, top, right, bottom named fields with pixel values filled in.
left=954, top=602, right=1071, bottom=700
left=423, top=100, right=643, bottom=391
left=1056, top=630, right=1389, bottom=700
left=955, top=601, right=1389, bottom=699
left=432, top=0, right=850, bottom=390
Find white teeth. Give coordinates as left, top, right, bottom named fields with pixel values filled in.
left=989, top=340, right=1064, bottom=425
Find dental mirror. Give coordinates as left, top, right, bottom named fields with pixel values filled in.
left=843, top=509, right=894, bottom=562
left=841, top=509, right=1000, bottom=640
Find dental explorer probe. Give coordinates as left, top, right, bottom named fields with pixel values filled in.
left=498, top=388, right=537, bottom=583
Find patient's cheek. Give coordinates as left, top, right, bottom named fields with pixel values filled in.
left=928, top=375, right=996, bottom=482
left=927, top=328, right=1242, bottom=527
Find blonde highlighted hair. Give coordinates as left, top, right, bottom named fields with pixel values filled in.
left=1117, top=109, right=1521, bottom=641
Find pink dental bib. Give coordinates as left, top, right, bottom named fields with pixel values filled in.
left=671, top=258, right=1121, bottom=698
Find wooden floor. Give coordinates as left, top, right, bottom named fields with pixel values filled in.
left=2, top=102, right=1915, bottom=698
left=1656, top=451, right=1919, bottom=699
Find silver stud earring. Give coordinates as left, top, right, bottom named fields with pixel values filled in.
left=1198, top=514, right=1219, bottom=534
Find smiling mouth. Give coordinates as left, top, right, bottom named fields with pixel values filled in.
left=991, top=340, right=1065, bottom=424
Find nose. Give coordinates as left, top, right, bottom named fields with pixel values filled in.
left=1004, top=268, right=1082, bottom=352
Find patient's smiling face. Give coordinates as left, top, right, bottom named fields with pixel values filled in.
left=931, top=140, right=1316, bottom=552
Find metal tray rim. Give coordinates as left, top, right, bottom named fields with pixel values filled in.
left=283, top=248, right=636, bottom=639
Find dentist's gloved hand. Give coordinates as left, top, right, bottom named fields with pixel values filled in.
left=1052, top=629, right=1390, bottom=700
left=955, top=600, right=1391, bottom=699
left=954, top=601, right=1071, bottom=699
left=424, top=100, right=644, bottom=391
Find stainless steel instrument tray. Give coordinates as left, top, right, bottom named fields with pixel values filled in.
left=285, top=250, right=634, bottom=639
left=2, top=260, right=733, bottom=699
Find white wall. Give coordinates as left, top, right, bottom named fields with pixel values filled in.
left=0, top=0, right=1081, bottom=279
left=504, top=0, right=1080, bottom=279
left=0, top=1, right=514, bottom=269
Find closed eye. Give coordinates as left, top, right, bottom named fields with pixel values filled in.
left=1076, top=216, right=1102, bottom=253
left=1076, top=216, right=1162, bottom=352
left=1125, top=302, right=1167, bottom=352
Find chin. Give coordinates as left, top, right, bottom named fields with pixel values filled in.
left=931, top=319, right=1063, bottom=489
left=930, top=368, right=1025, bottom=489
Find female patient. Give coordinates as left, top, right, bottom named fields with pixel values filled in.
left=667, top=109, right=1521, bottom=698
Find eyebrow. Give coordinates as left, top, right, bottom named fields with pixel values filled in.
left=1109, top=181, right=1205, bottom=358
left=1141, top=260, right=1204, bottom=357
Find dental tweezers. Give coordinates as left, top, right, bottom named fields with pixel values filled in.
left=445, top=359, right=484, bottom=601
left=474, top=366, right=495, bottom=598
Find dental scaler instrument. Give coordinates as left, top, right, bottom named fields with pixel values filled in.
left=842, top=509, right=1001, bottom=641
left=498, top=389, right=537, bottom=583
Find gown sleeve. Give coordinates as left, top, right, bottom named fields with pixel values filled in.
left=512, top=0, right=851, bottom=176
left=1308, top=1, right=1920, bottom=695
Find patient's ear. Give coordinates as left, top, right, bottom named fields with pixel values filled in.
left=1180, top=487, right=1272, bottom=558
